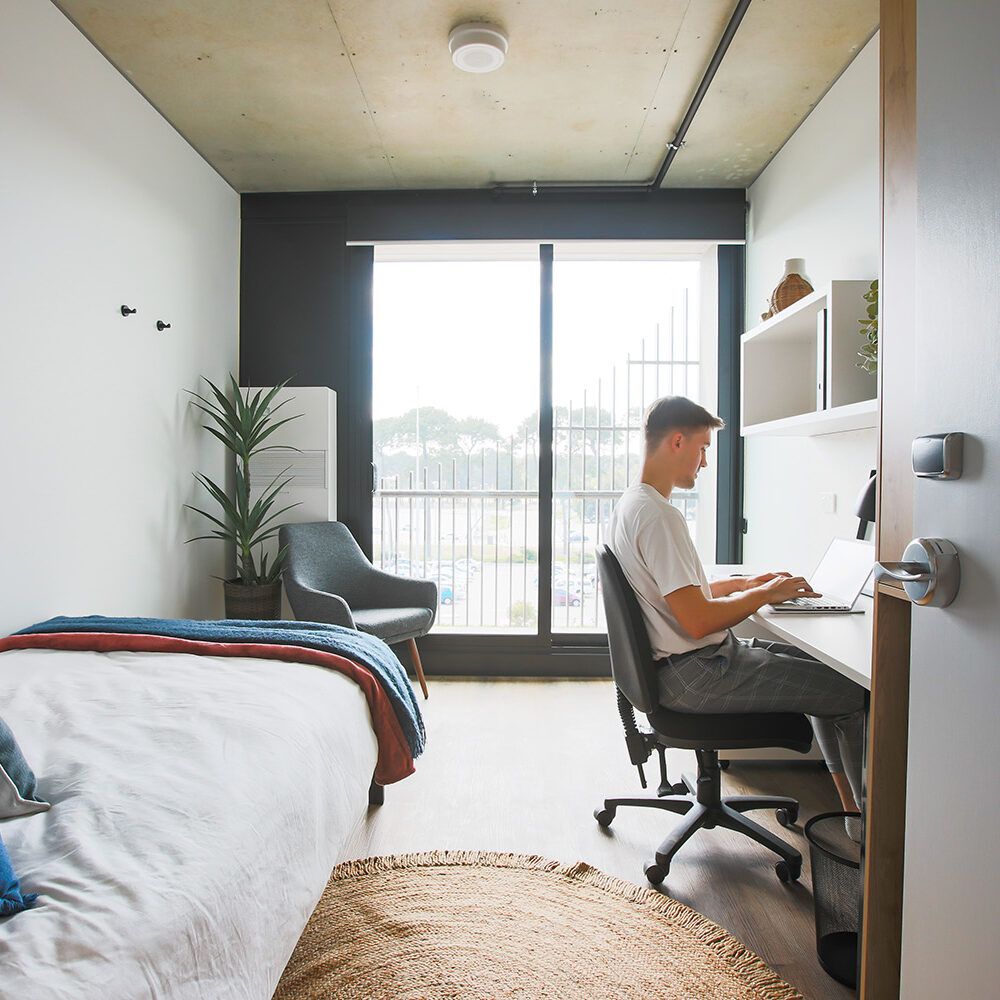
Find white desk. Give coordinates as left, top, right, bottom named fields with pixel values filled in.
left=708, top=565, right=873, bottom=691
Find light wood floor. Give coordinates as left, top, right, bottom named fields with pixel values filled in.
left=344, top=678, right=853, bottom=1000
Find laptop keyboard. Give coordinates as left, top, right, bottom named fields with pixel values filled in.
left=781, top=596, right=849, bottom=610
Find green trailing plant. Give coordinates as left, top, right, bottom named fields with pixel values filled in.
left=186, top=376, right=302, bottom=585
left=857, top=279, right=878, bottom=375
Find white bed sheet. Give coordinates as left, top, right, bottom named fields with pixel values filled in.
left=0, top=646, right=378, bottom=1000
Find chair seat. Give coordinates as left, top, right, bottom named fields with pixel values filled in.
left=646, top=705, right=814, bottom=753
left=352, top=607, right=434, bottom=645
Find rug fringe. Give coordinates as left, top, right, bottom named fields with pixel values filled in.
left=331, top=851, right=804, bottom=1000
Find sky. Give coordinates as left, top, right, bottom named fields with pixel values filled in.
left=373, top=256, right=701, bottom=439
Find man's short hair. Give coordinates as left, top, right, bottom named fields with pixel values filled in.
left=644, top=396, right=724, bottom=451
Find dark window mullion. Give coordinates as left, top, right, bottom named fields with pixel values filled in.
left=716, top=244, right=745, bottom=564
left=538, top=244, right=554, bottom=641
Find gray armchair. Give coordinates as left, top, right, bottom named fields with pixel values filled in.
left=279, top=521, right=436, bottom=698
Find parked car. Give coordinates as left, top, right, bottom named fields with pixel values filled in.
left=532, top=570, right=588, bottom=596
left=440, top=584, right=456, bottom=606
left=553, top=586, right=582, bottom=608
left=436, top=573, right=466, bottom=604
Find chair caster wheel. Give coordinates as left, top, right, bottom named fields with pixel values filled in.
left=776, top=806, right=799, bottom=828
left=644, top=861, right=668, bottom=886
left=594, top=807, right=616, bottom=828
left=719, top=759, right=731, bottom=771
left=669, top=781, right=688, bottom=795
left=775, top=858, right=802, bottom=884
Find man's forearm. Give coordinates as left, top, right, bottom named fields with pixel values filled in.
left=709, top=577, right=747, bottom=598
left=679, top=586, right=772, bottom=639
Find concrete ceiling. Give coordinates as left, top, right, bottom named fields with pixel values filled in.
left=55, top=0, right=878, bottom=193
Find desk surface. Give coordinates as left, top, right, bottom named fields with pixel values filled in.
left=708, top=565, right=873, bottom=690
left=751, top=600, right=872, bottom=690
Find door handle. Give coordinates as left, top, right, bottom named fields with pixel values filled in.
left=875, top=562, right=932, bottom=583
left=875, top=538, right=960, bottom=607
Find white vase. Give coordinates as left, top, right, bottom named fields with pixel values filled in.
left=783, top=257, right=810, bottom=283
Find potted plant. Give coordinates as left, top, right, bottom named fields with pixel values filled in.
left=187, top=376, right=302, bottom=619
left=856, top=279, right=878, bottom=374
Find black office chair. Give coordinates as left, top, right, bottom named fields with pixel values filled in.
left=594, top=544, right=814, bottom=885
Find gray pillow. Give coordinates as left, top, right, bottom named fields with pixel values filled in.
left=0, top=716, right=50, bottom=819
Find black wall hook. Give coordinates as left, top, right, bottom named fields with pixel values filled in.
left=120, top=305, right=137, bottom=316
left=156, top=320, right=171, bottom=331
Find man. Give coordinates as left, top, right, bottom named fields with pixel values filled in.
left=607, top=395, right=865, bottom=817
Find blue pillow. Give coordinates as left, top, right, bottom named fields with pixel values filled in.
left=0, top=716, right=50, bottom=819
left=0, top=832, right=37, bottom=916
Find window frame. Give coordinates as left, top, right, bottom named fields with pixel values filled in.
left=369, top=242, right=744, bottom=674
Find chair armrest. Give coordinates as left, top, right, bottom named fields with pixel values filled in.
left=283, top=576, right=356, bottom=628
left=363, top=568, right=438, bottom=613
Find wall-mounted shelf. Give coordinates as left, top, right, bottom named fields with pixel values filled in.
left=743, top=397, right=878, bottom=437
left=741, top=280, right=877, bottom=437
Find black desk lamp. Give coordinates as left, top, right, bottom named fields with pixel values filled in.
left=854, top=469, right=877, bottom=540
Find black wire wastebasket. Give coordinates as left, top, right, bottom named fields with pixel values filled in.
left=805, top=811, right=862, bottom=988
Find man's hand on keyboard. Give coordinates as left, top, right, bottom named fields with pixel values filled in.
left=760, top=575, right=821, bottom=604
left=743, top=571, right=791, bottom=590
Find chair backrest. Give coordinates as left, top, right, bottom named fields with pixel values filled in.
left=279, top=521, right=371, bottom=602
left=596, top=544, right=662, bottom=715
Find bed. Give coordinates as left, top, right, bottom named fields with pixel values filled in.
left=0, top=619, right=422, bottom=999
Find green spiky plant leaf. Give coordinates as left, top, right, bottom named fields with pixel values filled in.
left=857, top=279, right=879, bottom=375
left=185, top=376, right=303, bottom=585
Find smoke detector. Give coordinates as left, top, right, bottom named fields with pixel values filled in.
left=448, top=22, right=508, bottom=73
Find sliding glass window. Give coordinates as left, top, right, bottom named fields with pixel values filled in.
left=372, top=242, right=719, bottom=640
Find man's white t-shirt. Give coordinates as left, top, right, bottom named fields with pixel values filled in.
left=607, top=483, right=726, bottom=659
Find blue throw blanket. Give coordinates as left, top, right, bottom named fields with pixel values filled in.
left=0, top=833, right=36, bottom=917
left=17, top=616, right=425, bottom=757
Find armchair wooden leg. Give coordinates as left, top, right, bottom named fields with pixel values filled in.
left=407, top=637, right=429, bottom=700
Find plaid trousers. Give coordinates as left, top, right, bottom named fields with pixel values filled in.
left=657, top=631, right=866, bottom=805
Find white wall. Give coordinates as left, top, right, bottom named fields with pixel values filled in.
left=0, top=1, right=240, bottom=633
left=743, top=34, right=879, bottom=572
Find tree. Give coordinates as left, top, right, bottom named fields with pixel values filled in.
left=456, top=417, right=499, bottom=458
left=374, top=412, right=417, bottom=452
left=375, top=407, right=503, bottom=487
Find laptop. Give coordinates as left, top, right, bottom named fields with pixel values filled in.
left=769, top=537, right=874, bottom=614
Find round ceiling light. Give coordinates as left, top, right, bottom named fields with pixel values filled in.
left=448, top=22, right=508, bottom=73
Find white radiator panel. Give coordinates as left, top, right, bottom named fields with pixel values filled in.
left=250, top=450, right=328, bottom=491
left=247, top=387, right=337, bottom=525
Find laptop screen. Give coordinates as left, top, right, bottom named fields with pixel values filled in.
left=809, top=539, right=875, bottom=603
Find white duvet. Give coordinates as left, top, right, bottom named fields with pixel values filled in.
left=0, top=646, right=378, bottom=1000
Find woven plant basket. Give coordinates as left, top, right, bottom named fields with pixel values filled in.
left=223, top=580, right=282, bottom=620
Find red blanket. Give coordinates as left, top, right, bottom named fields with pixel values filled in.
left=0, top=632, right=413, bottom=785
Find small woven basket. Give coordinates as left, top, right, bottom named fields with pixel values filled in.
left=769, top=272, right=813, bottom=314
left=764, top=259, right=814, bottom=319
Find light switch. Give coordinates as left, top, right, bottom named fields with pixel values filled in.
left=819, top=492, right=837, bottom=513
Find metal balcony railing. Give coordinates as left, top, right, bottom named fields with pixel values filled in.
left=373, top=461, right=696, bottom=633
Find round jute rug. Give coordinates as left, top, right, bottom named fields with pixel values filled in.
left=273, top=851, right=803, bottom=1000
